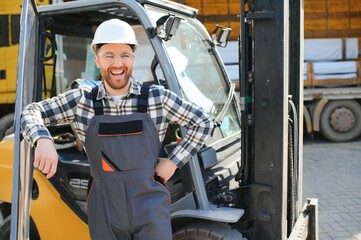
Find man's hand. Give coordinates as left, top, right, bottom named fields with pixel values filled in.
left=34, top=138, right=58, bottom=179
left=155, top=158, right=177, bottom=184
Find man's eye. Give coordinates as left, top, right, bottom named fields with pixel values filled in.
left=121, top=54, right=131, bottom=59
left=105, top=55, right=114, bottom=59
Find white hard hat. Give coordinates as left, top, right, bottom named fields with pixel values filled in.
left=91, top=19, right=138, bottom=53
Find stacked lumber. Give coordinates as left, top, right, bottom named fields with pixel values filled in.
left=304, top=0, right=361, bottom=51
left=175, top=0, right=240, bottom=40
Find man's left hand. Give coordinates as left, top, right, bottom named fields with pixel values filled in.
left=155, top=158, right=177, bottom=184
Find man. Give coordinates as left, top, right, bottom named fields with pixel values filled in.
left=21, top=19, right=213, bottom=239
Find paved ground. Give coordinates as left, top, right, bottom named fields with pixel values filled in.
left=303, top=135, right=361, bottom=240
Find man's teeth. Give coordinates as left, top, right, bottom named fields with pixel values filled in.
left=111, top=70, right=125, bottom=75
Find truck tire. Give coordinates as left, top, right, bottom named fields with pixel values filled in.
left=0, top=113, right=15, bottom=141
left=320, top=100, right=361, bottom=142
left=173, top=220, right=245, bottom=240
left=0, top=215, right=40, bottom=240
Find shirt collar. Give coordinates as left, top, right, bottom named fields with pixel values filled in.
left=96, top=77, right=141, bottom=100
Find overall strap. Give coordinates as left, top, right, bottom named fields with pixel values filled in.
left=137, top=84, right=150, bottom=113
left=91, top=86, right=104, bottom=116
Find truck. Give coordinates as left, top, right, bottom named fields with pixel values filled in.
left=196, top=0, right=361, bottom=142
left=0, top=0, right=317, bottom=239
left=302, top=0, right=361, bottom=142
left=0, top=0, right=53, bottom=141
left=219, top=40, right=361, bottom=143
left=0, top=0, right=21, bottom=140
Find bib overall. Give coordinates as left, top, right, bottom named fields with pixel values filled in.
left=85, top=85, right=172, bottom=240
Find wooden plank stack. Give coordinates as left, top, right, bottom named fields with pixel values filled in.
left=304, top=0, right=361, bottom=52
left=175, top=0, right=240, bottom=40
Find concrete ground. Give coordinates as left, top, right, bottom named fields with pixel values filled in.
left=303, top=135, right=361, bottom=240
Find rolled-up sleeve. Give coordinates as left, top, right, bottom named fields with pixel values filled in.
left=21, top=89, right=82, bottom=146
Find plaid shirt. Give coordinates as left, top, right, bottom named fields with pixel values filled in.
left=21, top=78, right=214, bottom=168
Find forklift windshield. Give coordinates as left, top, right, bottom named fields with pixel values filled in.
left=146, top=5, right=241, bottom=137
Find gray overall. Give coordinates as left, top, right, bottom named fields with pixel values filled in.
left=85, top=85, right=172, bottom=240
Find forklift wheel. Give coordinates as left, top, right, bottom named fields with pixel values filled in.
left=172, top=220, right=245, bottom=240
left=0, top=215, right=40, bottom=240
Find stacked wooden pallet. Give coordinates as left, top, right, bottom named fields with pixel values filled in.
left=304, top=38, right=361, bottom=87
left=304, top=60, right=361, bottom=87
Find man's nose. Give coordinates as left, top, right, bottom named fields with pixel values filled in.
left=112, top=56, right=125, bottom=66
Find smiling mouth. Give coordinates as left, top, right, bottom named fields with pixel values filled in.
left=110, top=69, right=125, bottom=76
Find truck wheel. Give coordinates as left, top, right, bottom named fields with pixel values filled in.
left=0, top=215, right=40, bottom=240
left=173, top=220, right=245, bottom=240
left=320, top=100, right=361, bottom=142
left=0, top=113, right=15, bottom=141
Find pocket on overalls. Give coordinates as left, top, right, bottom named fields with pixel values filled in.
left=101, top=151, right=121, bottom=172
left=152, top=176, right=171, bottom=205
left=97, top=120, right=143, bottom=136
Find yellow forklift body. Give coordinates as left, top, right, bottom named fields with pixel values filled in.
left=30, top=175, right=90, bottom=240
left=0, top=138, right=14, bottom=202
left=0, top=136, right=90, bottom=239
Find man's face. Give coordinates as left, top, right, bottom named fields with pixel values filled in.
left=94, top=43, right=134, bottom=95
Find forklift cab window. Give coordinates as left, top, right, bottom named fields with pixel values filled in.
left=132, top=24, right=164, bottom=84
left=145, top=5, right=241, bottom=138
left=53, top=35, right=95, bottom=94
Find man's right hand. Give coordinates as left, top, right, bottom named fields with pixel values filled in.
left=34, top=138, right=58, bottom=179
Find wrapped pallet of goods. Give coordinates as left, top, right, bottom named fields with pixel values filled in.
left=304, top=38, right=361, bottom=87
left=304, top=38, right=358, bottom=62
left=304, top=60, right=361, bottom=87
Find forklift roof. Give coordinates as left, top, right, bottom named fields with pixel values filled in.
left=37, top=0, right=198, bottom=18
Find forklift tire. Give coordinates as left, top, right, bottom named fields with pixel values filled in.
left=320, top=100, right=361, bottom=142
left=0, top=113, right=15, bottom=141
left=172, top=220, right=245, bottom=240
left=0, top=215, right=40, bottom=240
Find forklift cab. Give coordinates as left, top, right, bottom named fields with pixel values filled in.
left=9, top=0, right=244, bottom=239
left=9, top=0, right=317, bottom=239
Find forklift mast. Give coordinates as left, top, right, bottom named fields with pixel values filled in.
left=238, top=0, right=307, bottom=239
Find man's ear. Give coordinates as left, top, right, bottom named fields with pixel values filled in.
left=94, top=55, right=100, bottom=68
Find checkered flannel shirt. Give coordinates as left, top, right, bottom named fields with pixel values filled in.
left=21, top=78, right=214, bottom=168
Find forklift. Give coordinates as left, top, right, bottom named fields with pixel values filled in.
left=3, top=0, right=317, bottom=239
